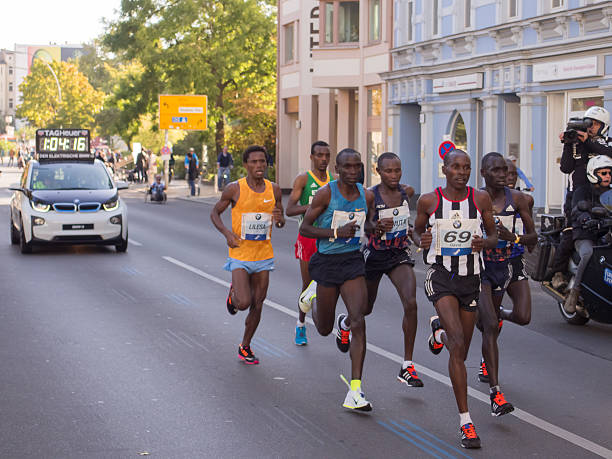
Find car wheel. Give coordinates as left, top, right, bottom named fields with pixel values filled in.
left=10, top=216, right=19, bottom=245
left=116, top=231, right=128, bottom=253
left=558, top=301, right=589, bottom=325
left=19, top=218, right=32, bottom=254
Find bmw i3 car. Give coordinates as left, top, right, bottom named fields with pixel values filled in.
left=9, top=129, right=129, bottom=253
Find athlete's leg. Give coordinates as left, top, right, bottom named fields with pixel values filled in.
left=298, top=259, right=310, bottom=323
left=311, top=284, right=341, bottom=335
left=388, top=264, right=417, bottom=361
left=231, top=268, right=253, bottom=311
left=435, top=296, right=475, bottom=413
left=241, top=270, right=270, bottom=347
left=503, top=280, right=531, bottom=325
left=364, top=276, right=382, bottom=316
left=339, top=276, right=369, bottom=380
left=479, top=284, right=500, bottom=387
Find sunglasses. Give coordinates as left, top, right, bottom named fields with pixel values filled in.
left=598, top=170, right=611, bottom=177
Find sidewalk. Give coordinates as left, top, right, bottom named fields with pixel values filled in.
left=130, top=178, right=220, bottom=203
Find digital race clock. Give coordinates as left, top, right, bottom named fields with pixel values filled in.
left=36, top=129, right=92, bottom=161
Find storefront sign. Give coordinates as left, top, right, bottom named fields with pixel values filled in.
left=532, top=56, right=599, bottom=82
left=433, top=73, right=483, bottom=93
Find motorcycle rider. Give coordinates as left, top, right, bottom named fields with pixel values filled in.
left=563, top=155, right=612, bottom=314
left=552, top=107, right=612, bottom=290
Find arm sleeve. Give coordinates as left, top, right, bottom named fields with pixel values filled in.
left=560, top=143, right=576, bottom=174
left=584, top=138, right=612, bottom=158
left=517, top=168, right=534, bottom=189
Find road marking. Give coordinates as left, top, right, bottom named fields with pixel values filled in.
left=162, top=255, right=612, bottom=459
left=129, top=239, right=143, bottom=246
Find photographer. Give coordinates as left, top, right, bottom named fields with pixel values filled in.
left=551, top=106, right=612, bottom=289
left=563, top=155, right=612, bottom=314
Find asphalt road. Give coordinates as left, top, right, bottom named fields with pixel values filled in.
left=0, top=167, right=611, bottom=459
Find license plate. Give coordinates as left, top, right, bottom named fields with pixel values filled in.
left=63, top=224, right=93, bottom=230
left=604, top=268, right=612, bottom=287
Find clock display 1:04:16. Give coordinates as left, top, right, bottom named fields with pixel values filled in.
left=42, top=136, right=88, bottom=152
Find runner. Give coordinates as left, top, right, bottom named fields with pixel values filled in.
left=475, top=152, right=535, bottom=415
left=362, top=152, right=423, bottom=388
left=298, top=148, right=375, bottom=411
left=286, top=141, right=333, bottom=346
left=412, top=149, right=497, bottom=449
left=210, top=145, right=285, bottom=365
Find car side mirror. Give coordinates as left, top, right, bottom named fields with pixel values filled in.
left=577, top=200, right=591, bottom=212
left=115, top=181, right=129, bottom=191
left=8, top=183, right=23, bottom=192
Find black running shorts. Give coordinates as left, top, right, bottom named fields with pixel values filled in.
left=363, top=246, right=415, bottom=281
left=481, top=260, right=512, bottom=297
left=309, top=250, right=366, bottom=287
left=424, top=264, right=480, bottom=312
left=509, top=255, right=528, bottom=284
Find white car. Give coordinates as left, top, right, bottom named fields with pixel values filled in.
left=9, top=158, right=129, bottom=253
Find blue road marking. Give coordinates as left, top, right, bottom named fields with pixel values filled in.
left=250, top=337, right=283, bottom=357
left=400, top=420, right=471, bottom=458
left=378, top=421, right=444, bottom=458
left=389, top=421, right=458, bottom=459
left=253, top=337, right=293, bottom=357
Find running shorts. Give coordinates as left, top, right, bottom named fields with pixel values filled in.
left=363, top=246, right=414, bottom=281
left=481, top=260, right=512, bottom=297
left=308, top=250, right=365, bottom=287
left=424, top=264, right=480, bottom=312
left=295, top=233, right=317, bottom=262
left=509, top=254, right=528, bottom=284
left=223, top=257, right=274, bottom=274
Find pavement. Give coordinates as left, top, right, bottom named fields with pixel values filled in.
left=0, top=165, right=611, bottom=458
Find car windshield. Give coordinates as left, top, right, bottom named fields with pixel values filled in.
left=30, top=162, right=113, bottom=190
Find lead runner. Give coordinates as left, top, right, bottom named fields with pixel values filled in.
left=412, top=149, right=497, bottom=449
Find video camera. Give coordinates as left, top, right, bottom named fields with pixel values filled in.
left=562, top=117, right=592, bottom=144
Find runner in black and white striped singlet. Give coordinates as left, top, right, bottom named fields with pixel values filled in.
left=412, top=149, right=498, bottom=450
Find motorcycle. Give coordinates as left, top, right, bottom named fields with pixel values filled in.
left=527, top=189, right=612, bottom=325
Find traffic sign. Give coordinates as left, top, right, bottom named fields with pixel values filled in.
left=160, top=145, right=171, bottom=161
left=438, top=140, right=455, bottom=159
left=159, top=94, right=207, bottom=131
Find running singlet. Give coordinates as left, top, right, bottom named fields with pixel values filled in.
left=316, top=181, right=367, bottom=255
left=368, top=184, right=411, bottom=251
left=483, top=187, right=517, bottom=263
left=298, top=170, right=332, bottom=225
left=425, top=187, right=483, bottom=276
left=229, top=178, right=275, bottom=261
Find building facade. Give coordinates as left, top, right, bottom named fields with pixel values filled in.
left=0, top=49, right=16, bottom=120
left=383, top=0, right=612, bottom=210
left=277, top=0, right=393, bottom=189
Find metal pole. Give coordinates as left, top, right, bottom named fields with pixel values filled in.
left=42, top=61, right=62, bottom=104
left=164, top=130, right=169, bottom=189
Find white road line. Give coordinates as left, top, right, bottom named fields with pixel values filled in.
left=162, top=255, right=612, bottom=459
left=129, top=239, right=143, bottom=246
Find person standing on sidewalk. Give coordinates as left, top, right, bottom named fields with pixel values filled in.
left=187, top=151, right=198, bottom=196
left=217, top=146, right=234, bottom=190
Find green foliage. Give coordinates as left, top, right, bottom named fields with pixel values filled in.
left=16, top=60, right=104, bottom=130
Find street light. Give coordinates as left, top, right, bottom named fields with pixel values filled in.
left=39, top=60, right=62, bottom=105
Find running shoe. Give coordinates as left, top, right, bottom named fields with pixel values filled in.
left=460, top=423, right=481, bottom=449
left=295, top=325, right=308, bottom=346
left=342, top=389, right=372, bottom=412
left=478, top=357, right=489, bottom=383
left=490, top=390, right=514, bottom=416
left=397, top=364, right=424, bottom=388
left=226, top=284, right=237, bottom=315
left=335, top=314, right=350, bottom=353
left=428, top=316, right=444, bottom=355
left=298, top=280, right=317, bottom=313
left=238, top=345, right=259, bottom=365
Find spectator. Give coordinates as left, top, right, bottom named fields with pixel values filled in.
left=187, top=151, right=198, bottom=196
left=185, top=147, right=199, bottom=178
left=8, top=149, right=15, bottom=167
left=216, top=146, right=234, bottom=189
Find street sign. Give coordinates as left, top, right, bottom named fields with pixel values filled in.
left=160, top=145, right=171, bottom=161
left=438, top=140, right=455, bottom=159
left=159, top=94, right=207, bottom=131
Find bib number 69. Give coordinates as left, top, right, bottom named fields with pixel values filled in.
left=443, top=230, right=471, bottom=243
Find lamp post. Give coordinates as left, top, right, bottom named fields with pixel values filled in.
left=41, top=61, right=62, bottom=105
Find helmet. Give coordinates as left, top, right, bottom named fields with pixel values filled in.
left=583, top=106, right=610, bottom=137
left=586, top=155, right=612, bottom=184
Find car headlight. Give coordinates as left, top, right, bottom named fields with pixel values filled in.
left=103, top=199, right=119, bottom=211
left=31, top=200, right=50, bottom=212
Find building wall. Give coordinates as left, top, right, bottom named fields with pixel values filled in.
left=0, top=50, right=16, bottom=118
left=384, top=0, right=612, bottom=210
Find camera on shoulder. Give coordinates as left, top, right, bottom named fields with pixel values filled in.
left=562, top=117, right=592, bottom=144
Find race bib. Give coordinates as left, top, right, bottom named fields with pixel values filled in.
left=514, top=215, right=524, bottom=236
left=330, top=210, right=366, bottom=245
left=435, top=218, right=480, bottom=256
left=379, top=204, right=410, bottom=240
left=241, top=212, right=272, bottom=241
left=494, top=215, right=515, bottom=248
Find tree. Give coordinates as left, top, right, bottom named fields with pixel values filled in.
left=16, top=60, right=104, bottom=130
left=104, top=0, right=277, bottom=155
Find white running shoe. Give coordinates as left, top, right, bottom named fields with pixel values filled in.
left=298, top=280, right=317, bottom=313
left=342, top=389, right=372, bottom=412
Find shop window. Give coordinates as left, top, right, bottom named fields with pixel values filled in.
left=369, top=0, right=381, bottom=43
left=451, top=113, right=467, bottom=151
left=284, top=23, right=295, bottom=64
left=368, top=87, right=382, bottom=117
left=571, top=96, right=604, bottom=113
left=321, top=1, right=359, bottom=45
left=367, top=131, right=383, bottom=185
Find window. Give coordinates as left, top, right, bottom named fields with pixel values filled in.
left=571, top=96, right=604, bottom=112
left=552, top=0, right=563, bottom=8
left=8, top=99, right=13, bottom=109
left=367, top=87, right=382, bottom=117
left=465, top=0, right=471, bottom=28
left=369, top=0, right=381, bottom=42
left=451, top=113, right=467, bottom=151
left=8, top=83, right=13, bottom=92
left=321, top=1, right=359, bottom=45
left=509, top=0, right=518, bottom=18
left=433, top=0, right=439, bottom=36
left=284, top=23, right=295, bottom=64
left=407, top=1, right=413, bottom=41
left=9, top=67, right=13, bottom=75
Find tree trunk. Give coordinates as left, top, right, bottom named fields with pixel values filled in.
left=215, top=86, right=225, bottom=156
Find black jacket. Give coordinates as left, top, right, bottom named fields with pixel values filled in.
left=571, top=184, right=608, bottom=241
left=187, top=156, right=198, bottom=181
left=561, top=136, right=612, bottom=190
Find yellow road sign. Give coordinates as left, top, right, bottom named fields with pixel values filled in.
left=159, top=94, right=207, bottom=130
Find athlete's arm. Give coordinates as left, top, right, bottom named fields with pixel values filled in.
left=272, top=183, right=286, bottom=228
left=364, top=189, right=375, bottom=236
left=412, top=192, right=436, bottom=249
left=210, top=182, right=241, bottom=248
left=497, top=190, right=537, bottom=246
left=299, top=185, right=333, bottom=239
left=285, top=173, right=308, bottom=217
left=473, top=189, right=497, bottom=250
